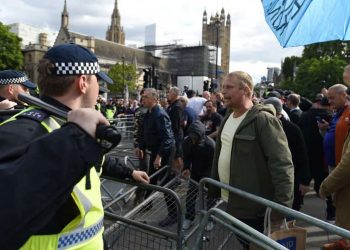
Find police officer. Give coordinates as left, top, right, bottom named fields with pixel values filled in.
left=0, top=70, right=37, bottom=109
left=0, top=70, right=37, bottom=122
left=0, top=44, right=149, bottom=250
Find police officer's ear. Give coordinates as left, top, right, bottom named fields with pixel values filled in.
left=8, top=84, right=14, bottom=95
left=76, top=75, right=89, bottom=94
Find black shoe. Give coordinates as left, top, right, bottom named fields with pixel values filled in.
left=158, top=215, right=177, bottom=227
left=326, top=213, right=335, bottom=223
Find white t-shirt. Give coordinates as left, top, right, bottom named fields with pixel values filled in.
left=218, top=111, right=248, bottom=201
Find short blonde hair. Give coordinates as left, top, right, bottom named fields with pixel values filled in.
left=225, top=71, right=254, bottom=98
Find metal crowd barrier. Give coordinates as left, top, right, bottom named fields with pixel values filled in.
left=109, top=114, right=135, bottom=139
left=103, top=166, right=185, bottom=250
left=195, top=178, right=350, bottom=249
left=194, top=208, right=287, bottom=250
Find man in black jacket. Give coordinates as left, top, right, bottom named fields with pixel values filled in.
left=0, top=44, right=149, bottom=250
left=166, top=86, right=184, bottom=171
left=286, top=93, right=303, bottom=124
left=182, top=120, right=215, bottom=230
left=264, top=97, right=311, bottom=210
left=138, top=88, right=177, bottom=226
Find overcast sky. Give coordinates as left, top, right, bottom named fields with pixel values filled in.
left=0, top=0, right=303, bottom=82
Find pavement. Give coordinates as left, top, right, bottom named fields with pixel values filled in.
left=298, top=191, right=341, bottom=249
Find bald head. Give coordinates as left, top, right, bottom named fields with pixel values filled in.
left=328, top=84, right=347, bottom=93
left=327, top=84, right=347, bottom=109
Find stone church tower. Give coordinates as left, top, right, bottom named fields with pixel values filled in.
left=61, top=0, right=69, bottom=29
left=106, top=0, right=125, bottom=45
left=202, top=8, right=231, bottom=79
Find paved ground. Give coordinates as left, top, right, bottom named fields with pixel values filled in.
left=298, top=191, right=341, bottom=249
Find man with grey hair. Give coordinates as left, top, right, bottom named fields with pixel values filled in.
left=318, top=83, right=349, bottom=221
left=319, top=84, right=349, bottom=170
left=209, top=71, right=294, bottom=247
left=139, top=88, right=177, bottom=226
left=167, top=87, right=184, bottom=167
left=139, top=88, right=175, bottom=173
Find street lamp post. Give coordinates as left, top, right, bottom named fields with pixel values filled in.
left=122, top=56, right=125, bottom=98
left=215, top=18, right=220, bottom=80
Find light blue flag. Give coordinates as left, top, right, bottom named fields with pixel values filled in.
left=262, top=0, right=350, bottom=47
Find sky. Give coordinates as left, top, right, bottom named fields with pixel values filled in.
left=0, top=0, right=304, bottom=83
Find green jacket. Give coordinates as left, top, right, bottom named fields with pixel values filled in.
left=210, top=104, right=294, bottom=219
left=320, top=133, right=350, bottom=230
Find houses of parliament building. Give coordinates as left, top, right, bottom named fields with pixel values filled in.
left=20, top=0, right=231, bottom=93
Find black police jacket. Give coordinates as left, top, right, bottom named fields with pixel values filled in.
left=0, top=96, right=132, bottom=250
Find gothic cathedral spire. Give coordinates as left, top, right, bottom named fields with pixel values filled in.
left=106, top=0, right=125, bottom=45
left=61, top=0, right=69, bottom=29
left=202, top=8, right=231, bottom=80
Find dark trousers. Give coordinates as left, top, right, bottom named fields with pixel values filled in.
left=185, top=175, right=208, bottom=221
left=146, top=147, right=177, bottom=217
left=134, top=154, right=148, bottom=201
left=238, top=217, right=264, bottom=250
left=292, top=183, right=303, bottom=211
left=185, top=181, right=197, bottom=221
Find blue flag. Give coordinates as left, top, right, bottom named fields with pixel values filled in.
left=262, top=0, right=350, bottom=47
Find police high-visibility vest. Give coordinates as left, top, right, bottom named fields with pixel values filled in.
left=105, top=108, right=115, bottom=120
left=3, top=107, right=104, bottom=250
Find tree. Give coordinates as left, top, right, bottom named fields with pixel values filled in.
left=281, top=56, right=303, bottom=82
left=292, top=57, right=346, bottom=99
left=280, top=40, right=350, bottom=98
left=302, top=41, right=350, bottom=62
left=107, top=63, right=138, bottom=94
left=0, top=22, right=23, bottom=70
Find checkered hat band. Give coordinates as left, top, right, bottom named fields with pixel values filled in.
left=0, top=76, right=28, bottom=85
left=54, top=62, right=100, bottom=75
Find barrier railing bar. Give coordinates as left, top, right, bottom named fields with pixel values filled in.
left=104, top=211, right=178, bottom=239
left=199, top=178, right=350, bottom=239
left=103, top=169, right=185, bottom=250
left=102, top=166, right=169, bottom=210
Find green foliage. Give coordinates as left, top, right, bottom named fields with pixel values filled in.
left=281, top=56, right=302, bottom=81
left=291, top=57, right=346, bottom=99
left=280, top=40, right=349, bottom=99
left=108, top=63, right=138, bottom=94
left=302, top=41, right=350, bottom=62
left=280, top=78, right=295, bottom=91
left=0, top=22, right=23, bottom=70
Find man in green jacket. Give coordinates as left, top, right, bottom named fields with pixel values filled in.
left=209, top=71, right=294, bottom=244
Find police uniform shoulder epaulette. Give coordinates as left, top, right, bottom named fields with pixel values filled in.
left=17, top=109, right=49, bottom=122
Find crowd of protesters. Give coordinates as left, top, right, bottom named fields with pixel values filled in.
left=3, top=52, right=350, bottom=248
left=95, top=64, right=350, bottom=238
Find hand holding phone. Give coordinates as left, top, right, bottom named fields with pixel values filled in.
left=316, top=116, right=325, bottom=123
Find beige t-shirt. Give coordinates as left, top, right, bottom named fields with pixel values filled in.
left=218, top=111, right=248, bottom=201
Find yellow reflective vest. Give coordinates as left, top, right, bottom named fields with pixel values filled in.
left=3, top=107, right=104, bottom=250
